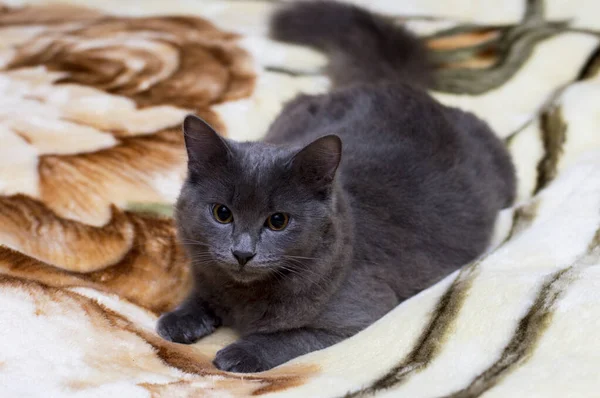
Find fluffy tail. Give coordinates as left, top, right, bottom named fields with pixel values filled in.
left=270, top=1, right=433, bottom=89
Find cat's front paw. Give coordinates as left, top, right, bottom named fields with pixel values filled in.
left=157, top=310, right=218, bottom=344
left=213, top=343, right=271, bottom=373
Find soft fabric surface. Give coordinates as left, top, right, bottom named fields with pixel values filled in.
left=0, top=0, right=599, bottom=397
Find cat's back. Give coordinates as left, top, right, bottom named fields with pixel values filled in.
left=266, top=82, right=469, bottom=183
left=266, top=82, right=515, bottom=297
left=265, top=83, right=451, bottom=154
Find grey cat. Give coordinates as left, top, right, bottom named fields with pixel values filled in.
left=157, top=0, right=515, bottom=373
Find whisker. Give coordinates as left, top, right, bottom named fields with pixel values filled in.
left=281, top=259, right=324, bottom=279
left=269, top=268, right=288, bottom=284
left=179, top=240, right=212, bottom=248
left=277, top=261, right=329, bottom=292
left=282, top=255, right=320, bottom=261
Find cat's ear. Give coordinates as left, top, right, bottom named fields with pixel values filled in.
left=292, top=135, right=342, bottom=190
left=182, top=114, right=230, bottom=174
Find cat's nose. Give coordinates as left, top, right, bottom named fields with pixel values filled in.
left=232, top=250, right=255, bottom=267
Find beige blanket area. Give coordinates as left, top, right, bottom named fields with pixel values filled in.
left=1, top=0, right=599, bottom=397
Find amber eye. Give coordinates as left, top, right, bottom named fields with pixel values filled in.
left=266, top=213, right=289, bottom=231
left=212, top=204, right=233, bottom=224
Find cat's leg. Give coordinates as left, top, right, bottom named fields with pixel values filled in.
left=156, top=293, right=221, bottom=344
left=213, top=328, right=343, bottom=373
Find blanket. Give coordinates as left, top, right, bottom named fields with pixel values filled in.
left=1, top=0, right=599, bottom=397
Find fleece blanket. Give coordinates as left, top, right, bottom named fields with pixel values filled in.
left=0, top=0, right=599, bottom=397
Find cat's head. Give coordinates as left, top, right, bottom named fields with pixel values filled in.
left=175, top=115, right=343, bottom=284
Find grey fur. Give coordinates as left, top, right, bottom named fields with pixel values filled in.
left=157, top=0, right=516, bottom=373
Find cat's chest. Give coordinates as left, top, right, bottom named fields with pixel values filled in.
left=203, top=284, right=272, bottom=331
left=218, top=300, right=268, bottom=331
left=205, top=285, right=319, bottom=334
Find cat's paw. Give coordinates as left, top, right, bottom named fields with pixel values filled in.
left=157, top=310, right=217, bottom=344
left=213, top=343, right=271, bottom=373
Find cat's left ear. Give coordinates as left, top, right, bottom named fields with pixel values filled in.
left=292, top=135, right=342, bottom=190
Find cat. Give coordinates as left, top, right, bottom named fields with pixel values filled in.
left=157, top=0, right=516, bottom=373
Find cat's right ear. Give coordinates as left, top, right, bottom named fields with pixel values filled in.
left=182, top=115, right=230, bottom=174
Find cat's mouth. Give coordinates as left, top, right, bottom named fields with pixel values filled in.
left=220, top=262, right=271, bottom=283
left=229, top=269, right=270, bottom=284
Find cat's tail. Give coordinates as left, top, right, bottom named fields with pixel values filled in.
left=269, top=0, right=433, bottom=89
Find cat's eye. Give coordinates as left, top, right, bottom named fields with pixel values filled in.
left=212, top=204, right=233, bottom=224
left=266, top=213, right=289, bottom=231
